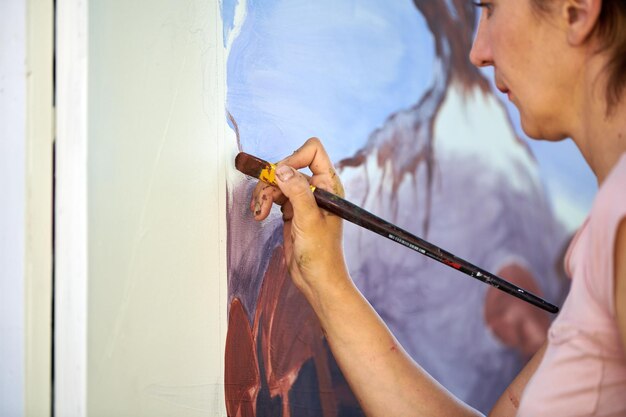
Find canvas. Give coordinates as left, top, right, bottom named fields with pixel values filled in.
left=223, top=1, right=595, bottom=415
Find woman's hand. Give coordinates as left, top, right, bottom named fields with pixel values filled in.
left=250, top=137, right=349, bottom=300
left=250, top=138, right=484, bottom=417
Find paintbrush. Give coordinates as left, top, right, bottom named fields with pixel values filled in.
left=235, top=151, right=559, bottom=314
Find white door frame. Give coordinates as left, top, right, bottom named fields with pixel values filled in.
left=54, top=0, right=88, bottom=415
left=25, top=0, right=54, bottom=415
left=1, top=0, right=54, bottom=416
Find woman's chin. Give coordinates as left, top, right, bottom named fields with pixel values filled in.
left=520, top=118, right=568, bottom=142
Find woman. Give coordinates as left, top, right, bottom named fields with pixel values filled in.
left=251, top=0, right=626, bottom=415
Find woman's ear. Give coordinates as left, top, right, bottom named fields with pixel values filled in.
left=562, top=0, right=602, bottom=45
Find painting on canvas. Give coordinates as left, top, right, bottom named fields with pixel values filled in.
left=222, top=1, right=595, bottom=415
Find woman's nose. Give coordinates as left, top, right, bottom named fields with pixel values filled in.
left=469, top=17, right=494, bottom=68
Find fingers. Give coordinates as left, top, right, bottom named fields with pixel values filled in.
left=280, top=137, right=344, bottom=197
left=274, top=165, right=320, bottom=228
left=279, top=137, right=332, bottom=174
left=245, top=139, right=348, bottom=295
left=251, top=182, right=285, bottom=220
left=249, top=137, right=343, bottom=221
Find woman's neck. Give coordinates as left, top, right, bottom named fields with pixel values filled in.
left=570, top=56, right=626, bottom=185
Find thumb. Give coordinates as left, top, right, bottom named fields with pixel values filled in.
left=275, top=165, right=319, bottom=224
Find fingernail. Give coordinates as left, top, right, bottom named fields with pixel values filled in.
left=276, top=165, right=294, bottom=181
left=254, top=201, right=261, bottom=216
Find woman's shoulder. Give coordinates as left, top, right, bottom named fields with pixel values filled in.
left=574, top=152, right=626, bottom=314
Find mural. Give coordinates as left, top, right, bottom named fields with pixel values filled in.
left=223, top=0, right=596, bottom=415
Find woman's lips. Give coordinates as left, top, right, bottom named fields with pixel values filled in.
left=498, top=85, right=513, bottom=101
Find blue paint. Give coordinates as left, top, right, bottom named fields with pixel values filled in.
left=225, top=0, right=595, bottom=226
left=220, top=0, right=239, bottom=47
left=226, top=0, right=435, bottom=163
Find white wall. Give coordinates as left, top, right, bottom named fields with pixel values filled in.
left=56, top=1, right=88, bottom=415
left=0, top=1, right=26, bottom=414
left=25, top=1, right=54, bottom=415
left=1, top=1, right=54, bottom=415
left=85, top=0, right=229, bottom=415
left=2, top=0, right=229, bottom=414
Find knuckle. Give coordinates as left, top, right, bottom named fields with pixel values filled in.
left=306, top=136, right=321, bottom=146
left=290, top=182, right=312, bottom=200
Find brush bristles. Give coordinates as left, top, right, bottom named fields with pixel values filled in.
left=235, top=152, right=277, bottom=185
left=235, top=152, right=269, bottom=178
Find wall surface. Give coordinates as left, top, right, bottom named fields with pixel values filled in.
left=87, top=0, right=229, bottom=415
left=25, top=0, right=54, bottom=414
left=0, top=1, right=27, bottom=415
left=1, top=1, right=54, bottom=415
left=223, top=0, right=593, bottom=415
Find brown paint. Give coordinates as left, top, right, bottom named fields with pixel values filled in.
left=253, top=247, right=337, bottom=417
left=337, top=1, right=507, bottom=238
left=228, top=111, right=242, bottom=151
left=337, top=63, right=446, bottom=238
left=235, top=152, right=272, bottom=181
left=413, top=0, right=489, bottom=93
left=225, top=246, right=339, bottom=416
left=225, top=298, right=259, bottom=417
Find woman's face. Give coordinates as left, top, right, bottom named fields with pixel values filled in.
left=470, top=0, right=574, bottom=141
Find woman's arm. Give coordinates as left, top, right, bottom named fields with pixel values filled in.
left=615, top=219, right=626, bottom=350
left=252, top=138, right=543, bottom=416
left=252, top=138, right=481, bottom=416
left=298, top=263, right=482, bottom=417
left=488, top=343, right=545, bottom=417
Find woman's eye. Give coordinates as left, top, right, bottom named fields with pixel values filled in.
left=472, top=1, right=494, bottom=17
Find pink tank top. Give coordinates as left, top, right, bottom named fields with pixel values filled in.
left=517, top=153, right=626, bottom=416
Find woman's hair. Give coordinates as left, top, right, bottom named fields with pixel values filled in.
left=532, top=0, right=626, bottom=111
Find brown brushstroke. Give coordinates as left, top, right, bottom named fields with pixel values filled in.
left=228, top=110, right=243, bottom=151
left=338, top=2, right=488, bottom=237
left=338, top=80, right=444, bottom=237
left=253, top=247, right=337, bottom=417
left=225, top=298, right=260, bottom=417
left=225, top=245, right=339, bottom=416
left=235, top=153, right=269, bottom=181
left=413, top=0, right=490, bottom=93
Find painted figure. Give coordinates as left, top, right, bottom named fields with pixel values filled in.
left=224, top=0, right=602, bottom=415
left=246, top=0, right=626, bottom=415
